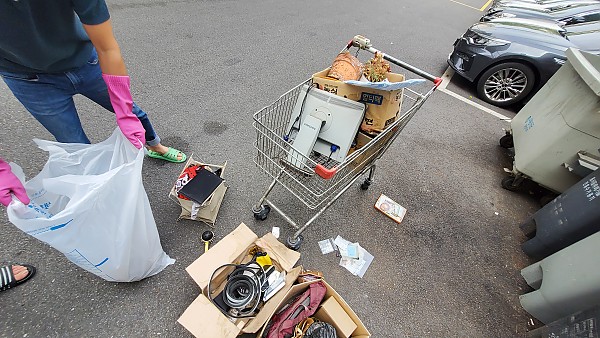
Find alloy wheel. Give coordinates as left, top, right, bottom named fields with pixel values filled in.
left=483, top=67, right=528, bottom=103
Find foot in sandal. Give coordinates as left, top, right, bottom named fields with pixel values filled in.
left=146, top=144, right=187, bottom=163
left=0, top=264, right=36, bottom=292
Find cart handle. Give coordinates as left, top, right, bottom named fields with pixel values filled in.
left=315, top=164, right=337, bottom=180
left=347, top=35, right=442, bottom=87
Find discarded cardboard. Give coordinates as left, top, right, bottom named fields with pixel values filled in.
left=169, top=156, right=228, bottom=226
left=178, top=223, right=301, bottom=338
left=315, top=296, right=358, bottom=338
left=312, top=68, right=405, bottom=135
left=258, top=279, right=371, bottom=338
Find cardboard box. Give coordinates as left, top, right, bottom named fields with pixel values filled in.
left=258, top=279, right=371, bottom=338
left=169, top=157, right=228, bottom=226
left=315, top=296, right=358, bottom=338
left=178, top=223, right=301, bottom=338
left=312, top=68, right=405, bottom=135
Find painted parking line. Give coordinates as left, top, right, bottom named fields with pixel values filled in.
left=480, top=0, right=493, bottom=11
left=438, top=66, right=512, bottom=122
left=449, top=0, right=493, bottom=11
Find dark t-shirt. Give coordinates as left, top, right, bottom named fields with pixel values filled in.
left=0, top=0, right=110, bottom=74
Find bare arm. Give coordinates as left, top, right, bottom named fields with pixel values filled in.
left=82, top=20, right=127, bottom=76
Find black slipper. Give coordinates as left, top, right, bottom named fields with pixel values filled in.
left=0, top=264, right=36, bottom=292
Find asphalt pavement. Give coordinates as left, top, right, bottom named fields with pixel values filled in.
left=1, top=0, right=542, bottom=337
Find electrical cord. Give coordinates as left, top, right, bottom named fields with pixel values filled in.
left=284, top=82, right=318, bottom=142
left=207, top=253, right=268, bottom=318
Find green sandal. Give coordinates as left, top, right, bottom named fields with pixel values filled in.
left=147, top=147, right=187, bottom=163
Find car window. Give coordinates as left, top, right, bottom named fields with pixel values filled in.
left=581, top=11, right=600, bottom=22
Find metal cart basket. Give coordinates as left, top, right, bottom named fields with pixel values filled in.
left=252, top=35, right=442, bottom=249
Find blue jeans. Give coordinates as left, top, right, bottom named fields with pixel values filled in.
left=0, top=49, right=160, bottom=146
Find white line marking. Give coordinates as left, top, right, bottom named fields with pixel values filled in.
left=440, top=66, right=512, bottom=122
left=440, top=88, right=512, bottom=121
left=438, top=67, right=454, bottom=90
left=448, top=0, right=481, bottom=11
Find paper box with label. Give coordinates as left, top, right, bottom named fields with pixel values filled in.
left=312, top=68, right=404, bottom=135
left=257, top=279, right=371, bottom=338
left=178, top=223, right=301, bottom=338
left=169, top=156, right=228, bottom=226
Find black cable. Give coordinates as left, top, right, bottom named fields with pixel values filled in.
left=207, top=254, right=268, bottom=319
left=285, top=82, right=318, bottom=141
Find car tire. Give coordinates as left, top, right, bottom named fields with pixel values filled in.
left=476, top=62, right=535, bottom=107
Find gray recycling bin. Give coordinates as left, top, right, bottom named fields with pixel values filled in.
left=521, top=169, right=600, bottom=260
left=527, top=305, right=600, bottom=338
left=507, top=48, right=600, bottom=193
left=520, top=231, right=600, bottom=324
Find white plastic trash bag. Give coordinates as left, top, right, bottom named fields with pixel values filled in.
left=7, top=129, right=175, bottom=282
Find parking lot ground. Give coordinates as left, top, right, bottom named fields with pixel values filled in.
left=449, top=0, right=493, bottom=12
left=0, top=0, right=546, bottom=337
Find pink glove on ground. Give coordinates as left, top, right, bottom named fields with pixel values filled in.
left=102, top=74, right=146, bottom=149
left=0, top=158, right=30, bottom=207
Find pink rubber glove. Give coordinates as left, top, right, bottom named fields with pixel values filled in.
left=102, top=74, right=146, bottom=149
left=0, top=158, right=29, bottom=207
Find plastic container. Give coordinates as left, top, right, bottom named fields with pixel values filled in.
left=508, top=48, right=600, bottom=193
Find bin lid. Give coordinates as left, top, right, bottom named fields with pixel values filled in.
left=566, top=48, right=600, bottom=97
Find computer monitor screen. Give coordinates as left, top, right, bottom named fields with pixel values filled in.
left=285, top=85, right=366, bottom=164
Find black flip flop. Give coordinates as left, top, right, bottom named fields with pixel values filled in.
left=0, top=264, right=36, bottom=292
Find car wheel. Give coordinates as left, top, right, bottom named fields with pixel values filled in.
left=476, top=62, right=535, bottom=107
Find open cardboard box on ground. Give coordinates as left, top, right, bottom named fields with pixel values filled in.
left=257, top=279, right=371, bottom=338
left=312, top=68, right=404, bottom=135
left=169, top=156, right=228, bottom=226
left=315, top=296, right=358, bottom=338
left=178, top=223, right=301, bottom=338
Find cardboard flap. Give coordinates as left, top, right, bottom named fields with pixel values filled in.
left=255, top=233, right=301, bottom=272
left=186, top=223, right=258, bottom=288
left=178, top=294, right=241, bottom=338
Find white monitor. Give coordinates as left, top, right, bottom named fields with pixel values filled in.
left=284, top=85, right=365, bottom=168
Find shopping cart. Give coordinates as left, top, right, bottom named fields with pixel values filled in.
left=252, top=35, right=442, bottom=250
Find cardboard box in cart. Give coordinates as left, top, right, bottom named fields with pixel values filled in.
left=257, top=279, right=371, bottom=338
left=312, top=68, right=404, bottom=134
left=178, top=223, right=301, bottom=338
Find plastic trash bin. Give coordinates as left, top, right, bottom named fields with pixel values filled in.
left=504, top=48, right=600, bottom=194
left=520, top=231, right=600, bottom=324
left=520, top=169, right=600, bottom=260
left=527, top=305, right=600, bottom=338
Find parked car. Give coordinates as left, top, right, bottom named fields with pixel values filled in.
left=447, top=18, right=600, bottom=106
left=492, top=0, right=599, bottom=6
left=482, top=1, right=600, bottom=24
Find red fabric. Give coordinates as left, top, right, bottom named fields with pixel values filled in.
left=266, top=281, right=327, bottom=338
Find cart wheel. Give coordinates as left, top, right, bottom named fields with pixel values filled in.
left=360, top=179, right=371, bottom=190
left=501, top=176, right=521, bottom=191
left=252, top=205, right=271, bottom=221
left=286, top=235, right=303, bottom=251
left=499, top=134, right=514, bottom=149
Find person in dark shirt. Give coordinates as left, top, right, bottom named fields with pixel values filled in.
left=0, top=0, right=187, bottom=289
left=0, top=0, right=186, bottom=163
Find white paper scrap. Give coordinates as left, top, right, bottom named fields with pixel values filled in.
left=333, top=235, right=352, bottom=257
left=271, top=226, right=280, bottom=239
left=318, top=238, right=335, bottom=255
left=339, top=244, right=374, bottom=278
